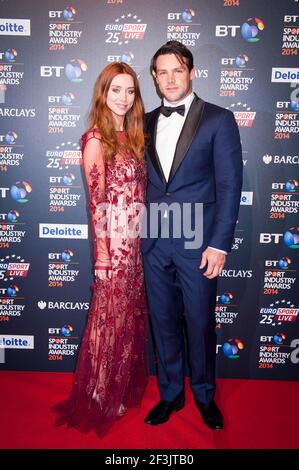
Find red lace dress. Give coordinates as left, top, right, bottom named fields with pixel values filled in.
left=53, top=129, right=148, bottom=438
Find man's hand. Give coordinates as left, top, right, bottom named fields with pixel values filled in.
left=199, top=247, right=226, bottom=279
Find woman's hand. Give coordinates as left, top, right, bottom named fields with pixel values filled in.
left=95, top=268, right=112, bottom=280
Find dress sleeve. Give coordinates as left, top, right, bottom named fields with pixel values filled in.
left=82, top=132, right=112, bottom=270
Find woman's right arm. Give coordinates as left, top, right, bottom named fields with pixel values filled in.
left=82, top=135, right=112, bottom=279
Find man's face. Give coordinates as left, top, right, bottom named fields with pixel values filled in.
left=153, top=53, right=194, bottom=104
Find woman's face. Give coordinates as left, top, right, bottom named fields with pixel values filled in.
left=106, top=73, right=135, bottom=119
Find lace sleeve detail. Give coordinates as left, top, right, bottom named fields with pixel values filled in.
left=82, top=131, right=111, bottom=270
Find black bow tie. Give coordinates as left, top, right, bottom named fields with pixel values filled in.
left=160, top=104, right=185, bottom=117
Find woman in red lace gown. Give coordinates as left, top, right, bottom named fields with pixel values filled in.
left=52, top=62, right=148, bottom=438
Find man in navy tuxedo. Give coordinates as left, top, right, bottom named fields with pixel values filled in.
left=142, top=41, right=243, bottom=430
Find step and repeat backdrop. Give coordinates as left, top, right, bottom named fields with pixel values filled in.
left=0, top=0, right=298, bottom=379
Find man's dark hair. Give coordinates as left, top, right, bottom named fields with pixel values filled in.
left=150, top=40, right=194, bottom=74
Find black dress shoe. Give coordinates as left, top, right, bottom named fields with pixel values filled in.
left=195, top=399, right=223, bottom=430
left=144, top=395, right=185, bottom=425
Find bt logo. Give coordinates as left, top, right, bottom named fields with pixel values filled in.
left=260, top=233, right=283, bottom=244
left=277, top=100, right=299, bottom=111
left=48, top=93, right=75, bottom=105
left=168, top=9, right=195, bottom=23
left=48, top=250, right=74, bottom=262
left=48, top=324, right=74, bottom=336
left=41, top=60, right=87, bottom=82
left=216, top=25, right=240, bottom=37
left=284, top=15, right=299, bottom=22
left=49, top=7, right=76, bottom=20
left=221, top=54, right=249, bottom=67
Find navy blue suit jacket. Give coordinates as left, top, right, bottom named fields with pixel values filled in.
left=142, top=94, right=243, bottom=258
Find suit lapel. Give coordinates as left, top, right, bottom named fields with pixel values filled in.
left=146, top=107, right=167, bottom=186
left=168, top=94, right=205, bottom=182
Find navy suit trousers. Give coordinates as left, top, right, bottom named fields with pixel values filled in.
left=143, top=237, right=217, bottom=404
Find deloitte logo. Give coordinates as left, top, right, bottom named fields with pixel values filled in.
left=0, top=335, right=34, bottom=349
left=271, top=68, right=299, bottom=83
left=0, top=19, right=31, bottom=36
left=39, top=223, right=88, bottom=239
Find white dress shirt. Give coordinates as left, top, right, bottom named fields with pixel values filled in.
left=156, top=92, right=227, bottom=255
left=156, top=92, right=194, bottom=181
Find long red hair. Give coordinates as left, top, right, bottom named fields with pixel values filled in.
left=88, top=62, right=144, bottom=163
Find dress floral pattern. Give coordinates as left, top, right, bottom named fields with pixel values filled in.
left=52, top=129, right=148, bottom=437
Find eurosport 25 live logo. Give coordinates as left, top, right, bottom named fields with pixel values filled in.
left=0, top=255, right=30, bottom=281
left=46, top=141, right=82, bottom=171
left=105, top=12, right=147, bottom=46
left=260, top=300, right=298, bottom=326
